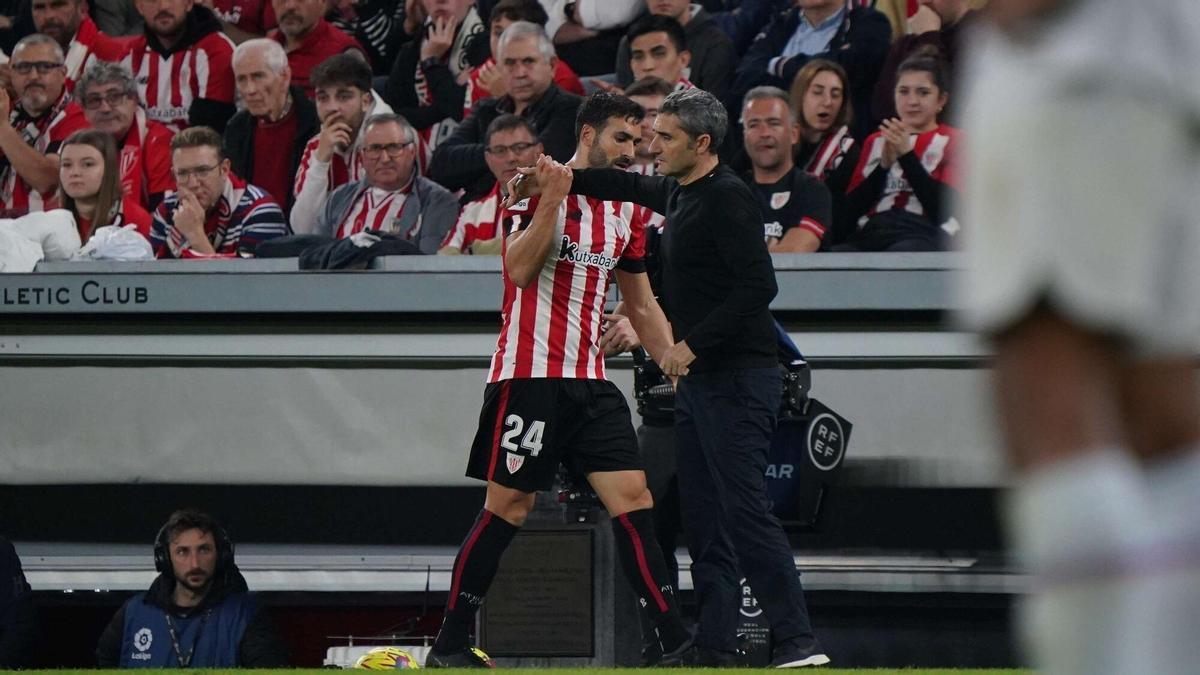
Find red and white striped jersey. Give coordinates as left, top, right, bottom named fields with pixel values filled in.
left=440, top=181, right=508, bottom=252
left=847, top=123, right=961, bottom=226
left=290, top=96, right=393, bottom=234
left=64, top=17, right=132, bottom=91
left=122, top=29, right=236, bottom=133
left=118, top=108, right=175, bottom=210
left=335, top=183, right=413, bottom=239
left=626, top=162, right=665, bottom=233
left=0, top=93, right=89, bottom=211
left=487, top=194, right=646, bottom=383
left=802, top=124, right=854, bottom=182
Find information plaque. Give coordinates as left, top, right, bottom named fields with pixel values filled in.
left=479, top=528, right=594, bottom=656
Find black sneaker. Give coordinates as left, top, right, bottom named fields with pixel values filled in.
left=680, top=645, right=745, bottom=667
left=656, top=636, right=694, bottom=667
left=424, top=646, right=496, bottom=668
left=769, top=638, right=830, bottom=668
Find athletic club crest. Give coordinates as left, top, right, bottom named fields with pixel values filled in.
left=770, top=191, right=790, bottom=210
left=506, top=452, right=524, bottom=473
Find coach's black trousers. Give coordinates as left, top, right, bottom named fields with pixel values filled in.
left=674, top=366, right=816, bottom=652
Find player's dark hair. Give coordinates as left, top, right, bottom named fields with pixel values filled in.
left=624, top=75, right=674, bottom=99
left=489, top=0, right=549, bottom=26
left=626, top=14, right=687, bottom=54
left=486, top=113, right=538, bottom=145
left=311, top=52, right=373, bottom=93
left=897, top=45, right=950, bottom=93
left=574, top=91, right=645, bottom=140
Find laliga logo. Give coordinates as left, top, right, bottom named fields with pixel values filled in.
left=739, top=579, right=762, bottom=618
left=134, top=627, right=153, bottom=652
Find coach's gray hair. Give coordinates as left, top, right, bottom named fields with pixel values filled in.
left=498, top=21, right=555, bottom=62
left=362, top=112, right=417, bottom=144
left=77, top=61, right=138, bottom=100
left=660, top=87, right=728, bottom=153
left=232, top=38, right=289, bottom=75
left=13, top=33, right=64, bottom=62
left=741, top=85, right=794, bottom=123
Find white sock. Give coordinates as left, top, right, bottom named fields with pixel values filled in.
left=1007, top=448, right=1147, bottom=675
left=1134, top=449, right=1200, bottom=674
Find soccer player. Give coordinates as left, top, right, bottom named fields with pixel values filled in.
left=960, top=0, right=1200, bottom=672
left=424, top=91, right=691, bottom=668
left=511, top=87, right=829, bottom=668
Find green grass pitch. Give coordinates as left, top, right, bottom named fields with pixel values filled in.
left=24, top=670, right=1033, bottom=674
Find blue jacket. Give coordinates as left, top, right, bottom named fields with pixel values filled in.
left=97, top=567, right=288, bottom=668
left=118, top=592, right=256, bottom=668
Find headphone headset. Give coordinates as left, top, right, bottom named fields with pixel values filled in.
left=153, top=517, right=235, bottom=576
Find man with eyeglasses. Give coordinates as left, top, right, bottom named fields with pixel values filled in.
left=78, top=60, right=175, bottom=211
left=149, top=125, right=288, bottom=258
left=438, top=113, right=541, bottom=255
left=0, top=33, right=89, bottom=212
left=290, top=53, right=393, bottom=235
left=312, top=112, right=458, bottom=254
left=31, top=0, right=129, bottom=91
left=223, top=38, right=319, bottom=213
left=428, top=20, right=581, bottom=204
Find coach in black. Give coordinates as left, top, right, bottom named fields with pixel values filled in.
left=517, top=87, right=829, bottom=668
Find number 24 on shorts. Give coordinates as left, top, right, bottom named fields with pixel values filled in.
left=500, top=414, right=545, bottom=456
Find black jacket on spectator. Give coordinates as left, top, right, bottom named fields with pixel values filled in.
left=870, top=10, right=978, bottom=127
left=428, top=84, right=582, bottom=203
left=96, top=566, right=288, bottom=668
left=0, top=537, right=35, bottom=669
left=731, top=5, right=890, bottom=139
left=615, top=5, right=739, bottom=100
left=222, top=86, right=320, bottom=213
left=383, top=20, right=488, bottom=130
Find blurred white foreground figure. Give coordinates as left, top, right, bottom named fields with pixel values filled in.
left=960, top=0, right=1200, bottom=673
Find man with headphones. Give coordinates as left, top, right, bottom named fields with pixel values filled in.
left=95, top=509, right=288, bottom=668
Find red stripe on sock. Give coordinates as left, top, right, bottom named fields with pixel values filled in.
left=448, top=510, right=493, bottom=610
left=618, top=513, right=669, bottom=612
left=485, top=381, right=511, bottom=481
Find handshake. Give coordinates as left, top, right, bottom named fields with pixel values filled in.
left=503, top=154, right=572, bottom=208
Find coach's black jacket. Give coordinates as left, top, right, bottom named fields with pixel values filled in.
left=223, top=86, right=321, bottom=214
left=571, top=164, right=778, bottom=373
left=95, top=566, right=288, bottom=668
left=428, top=84, right=582, bottom=203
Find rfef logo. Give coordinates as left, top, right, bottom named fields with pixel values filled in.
left=807, top=413, right=845, bottom=471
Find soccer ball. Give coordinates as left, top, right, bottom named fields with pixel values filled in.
left=353, top=647, right=422, bottom=669
left=468, top=646, right=496, bottom=667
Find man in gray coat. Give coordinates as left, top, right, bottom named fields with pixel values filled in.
left=313, top=113, right=459, bottom=254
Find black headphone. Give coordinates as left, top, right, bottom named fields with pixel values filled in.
left=153, top=516, right=236, bottom=576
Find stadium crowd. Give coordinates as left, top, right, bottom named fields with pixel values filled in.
left=0, top=0, right=978, bottom=264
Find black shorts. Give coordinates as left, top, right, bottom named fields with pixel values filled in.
left=467, top=378, right=642, bottom=492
